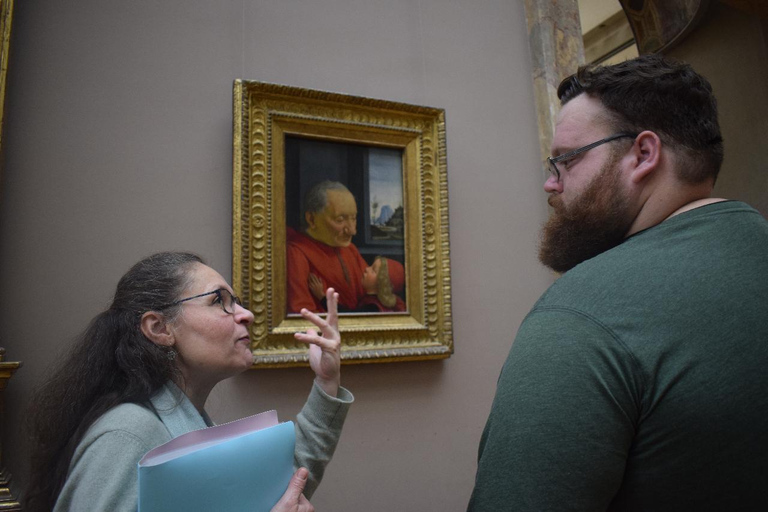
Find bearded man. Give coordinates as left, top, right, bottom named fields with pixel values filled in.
left=469, top=54, right=768, bottom=511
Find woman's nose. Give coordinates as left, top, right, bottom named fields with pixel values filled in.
left=234, top=302, right=254, bottom=325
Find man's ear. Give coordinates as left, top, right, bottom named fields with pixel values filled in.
left=305, top=211, right=315, bottom=230
left=628, top=130, right=662, bottom=184
left=140, top=311, right=175, bottom=347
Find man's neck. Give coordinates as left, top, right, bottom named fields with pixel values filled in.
left=625, top=174, right=718, bottom=237
left=664, top=197, right=727, bottom=220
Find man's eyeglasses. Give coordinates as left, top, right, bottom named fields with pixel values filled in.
left=157, top=289, right=243, bottom=315
left=546, top=132, right=638, bottom=181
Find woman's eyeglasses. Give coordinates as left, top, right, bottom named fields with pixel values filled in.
left=156, top=289, right=243, bottom=314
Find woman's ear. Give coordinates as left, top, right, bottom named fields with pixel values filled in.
left=628, top=130, right=662, bottom=184
left=140, top=311, right=175, bottom=347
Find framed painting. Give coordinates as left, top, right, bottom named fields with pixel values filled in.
left=232, top=81, right=453, bottom=367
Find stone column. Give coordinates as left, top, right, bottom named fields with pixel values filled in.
left=523, top=0, right=585, bottom=161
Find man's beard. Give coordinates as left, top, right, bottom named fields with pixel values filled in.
left=538, top=154, right=634, bottom=273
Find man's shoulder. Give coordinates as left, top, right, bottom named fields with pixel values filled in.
left=286, top=228, right=327, bottom=257
left=535, top=255, right=623, bottom=308
left=530, top=199, right=768, bottom=336
left=286, top=226, right=307, bottom=245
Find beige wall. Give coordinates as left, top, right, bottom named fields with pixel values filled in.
left=0, top=1, right=552, bottom=511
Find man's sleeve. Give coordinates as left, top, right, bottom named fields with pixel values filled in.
left=468, top=308, right=642, bottom=511
left=286, top=244, right=322, bottom=313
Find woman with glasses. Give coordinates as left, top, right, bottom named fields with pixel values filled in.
left=24, top=251, right=352, bottom=512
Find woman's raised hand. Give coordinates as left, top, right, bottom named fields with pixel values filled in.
left=294, top=288, right=341, bottom=397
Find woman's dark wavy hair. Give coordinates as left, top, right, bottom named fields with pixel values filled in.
left=557, top=53, right=724, bottom=184
left=23, top=251, right=204, bottom=511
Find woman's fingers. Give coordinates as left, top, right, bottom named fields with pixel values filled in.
left=294, top=329, right=335, bottom=350
left=299, top=308, right=330, bottom=331
left=298, top=302, right=340, bottom=343
left=325, top=288, right=339, bottom=325
left=292, top=288, right=342, bottom=398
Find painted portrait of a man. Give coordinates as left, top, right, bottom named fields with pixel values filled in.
left=284, top=137, right=407, bottom=315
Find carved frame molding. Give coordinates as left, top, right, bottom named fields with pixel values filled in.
left=233, top=81, right=453, bottom=367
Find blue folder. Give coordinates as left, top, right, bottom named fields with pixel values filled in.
left=138, top=411, right=295, bottom=512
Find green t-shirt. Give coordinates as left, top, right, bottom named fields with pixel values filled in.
left=469, top=201, right=768, bottom=511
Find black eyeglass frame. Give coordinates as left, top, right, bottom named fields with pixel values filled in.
left=546, top=132, right=638, bottom=181
left=156, top=289, right=243, bottom=315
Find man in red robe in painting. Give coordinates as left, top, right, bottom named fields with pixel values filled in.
left=287, top=181, right=369, bottom=313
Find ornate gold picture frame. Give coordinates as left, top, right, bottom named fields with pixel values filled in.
left=232, top=81, right=453, bottom=367
left=0, top=0, right=14, bottom=164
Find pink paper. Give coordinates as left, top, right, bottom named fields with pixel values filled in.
left=139, top=409, right=278, bottom=467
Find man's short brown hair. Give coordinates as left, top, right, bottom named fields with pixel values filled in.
left=558, top=54, right=724, bottom=184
